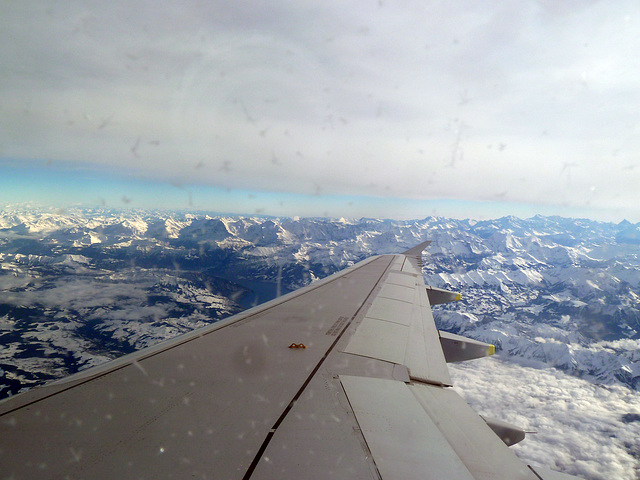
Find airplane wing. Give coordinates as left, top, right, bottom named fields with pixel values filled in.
left=0, top=242, right=582, bottom=479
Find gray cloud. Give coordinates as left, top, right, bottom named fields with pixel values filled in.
left=3, top=1, right=640, bottom=218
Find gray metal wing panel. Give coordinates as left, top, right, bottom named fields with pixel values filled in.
left=404, top=294, right=432, bottom=382
left=385, top=271, right=419, bottom=288
left=405, top=277, right=451, bottom=385
left=378, top=282, right=416, bottom=304
left=0, top=255, right=394, bottom=480
left=249, top=357, right=395, bottom=480
left=365, top=296, right=414, bottom=325
left=342, top=316, right=410, bottom=365
left=401, top=257, right=422, bottom=275
left=342, top=255, right=450, bottom=386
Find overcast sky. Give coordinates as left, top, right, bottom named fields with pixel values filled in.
left=3, top=1, right=640, bottom=220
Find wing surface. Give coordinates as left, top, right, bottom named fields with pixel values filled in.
left=0, top=244, right=582, bottom=479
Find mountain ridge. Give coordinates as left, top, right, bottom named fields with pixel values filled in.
left=1, top=206, right=639, bottom=399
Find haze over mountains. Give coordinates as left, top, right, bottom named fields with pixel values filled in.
left=1, top=206, right=639, bottom=479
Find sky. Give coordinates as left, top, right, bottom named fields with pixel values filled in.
left=2, top=1, right=640, bottom=221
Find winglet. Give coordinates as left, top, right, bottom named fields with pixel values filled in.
left=403, top=241, right=431, bottom=256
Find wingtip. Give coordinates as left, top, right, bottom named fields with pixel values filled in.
left=403, top=240, right=432, bottom=256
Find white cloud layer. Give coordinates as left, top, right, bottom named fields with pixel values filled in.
left=3, top=1, right=640, bottom=219
left=450, top=354, right=640, bottom=480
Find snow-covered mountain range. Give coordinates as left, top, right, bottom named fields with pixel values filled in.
left=1, top=206, right=640, bottom=400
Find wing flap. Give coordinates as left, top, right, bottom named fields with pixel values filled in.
left=340, top=375, right=476, bottom=480
left=341, top=375, right=539, bottom=480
